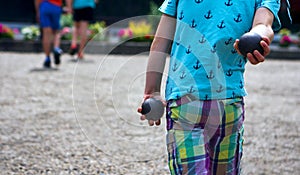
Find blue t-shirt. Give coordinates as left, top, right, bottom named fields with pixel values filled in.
left=73, top=0, right=96, bottom=9
left=159, top=0, right=281, bottom=101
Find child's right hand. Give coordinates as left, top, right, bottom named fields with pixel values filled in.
left=137, top=94, right=165, bottom=126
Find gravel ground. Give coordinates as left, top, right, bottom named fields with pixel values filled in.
left=0, top=52, right=299, bottom=175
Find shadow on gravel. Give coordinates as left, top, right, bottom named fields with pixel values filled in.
left=29, top=67, right=59, bottom=72
left=68, top=58, right=95, bottom=63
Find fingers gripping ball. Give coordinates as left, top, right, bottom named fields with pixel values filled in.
left=141, top=98, right=164, bottom=121
left=238, top=33, right=264, bottom=57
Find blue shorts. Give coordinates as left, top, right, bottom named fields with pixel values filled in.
left=39, top=1, right=62, bottom=30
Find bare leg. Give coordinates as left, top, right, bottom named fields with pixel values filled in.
left=71, top=22, right=80, bottom=47
left=78, top=21, right=89, bottom=59
left=69, top=22, right=80, bottom=56
left=53, top=30, right=61, bottom=49
left=42, top=27, right=53, bottom=57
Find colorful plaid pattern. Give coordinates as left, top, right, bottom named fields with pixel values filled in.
left=166, top=96, right=244, bottom=175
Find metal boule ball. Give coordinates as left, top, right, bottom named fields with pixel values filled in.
left=238, top=33, right=264, bottom=57
left=141, top=98, right=164, bottom=121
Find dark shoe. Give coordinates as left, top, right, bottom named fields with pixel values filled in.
left=43, top=60, right=51, bottom=68
left=53, top=48, right=62, bottom=65
left=69, top=46, right=78, bottom=56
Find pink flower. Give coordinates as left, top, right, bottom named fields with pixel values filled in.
left=118, top=29, right=126, bottom=37
left=87, top=29, right=92, bottom=36
left=280, top=35, right=292, bottom=44
left=0, top=24, right=3, bottom=33
left=13, top=28, right=19, bottom=34
left=128, top=29, right=133, bottom=37
left=118, top=28, right=133, bottom=38
left=61, top=27, right=71, bottom=35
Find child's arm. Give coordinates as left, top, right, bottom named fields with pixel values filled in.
left=145, top=14, right=176, bottom=96
left=248, top=7, right=275, bottom=64
left=64, top=0, right=73, bottom=14
left=138, top=14, right=176, bottom=126
left=34, top=0, right=40, bottom=23
left=234, top=7, right=275, bottom=65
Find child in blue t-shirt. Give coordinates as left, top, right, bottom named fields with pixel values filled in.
left=138, top=0, right=282, bottom=174
left=69, top=0, right=98, bottom=59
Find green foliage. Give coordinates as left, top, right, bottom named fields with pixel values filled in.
left=60, top=27, right=72, bottom=40
left=60, top=14, right=73, bottom=28
left=278, top=28, right=291, bottom=36
left=21, top=26, right=40, bottom=41
left=149, top=1, right=161, bottom=16
left=89, top=21, right=106, bottom=41
left=129, top=20, right=152, bottom=37
left=118, top=20, right=155, bottom=42
left=147, top=1, right=161, bottom=33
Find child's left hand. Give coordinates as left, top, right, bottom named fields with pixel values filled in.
left=234, top=36, right=271, bottom=65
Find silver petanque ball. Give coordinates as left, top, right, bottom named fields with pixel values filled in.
left=141, top=98, right=164, bottom=121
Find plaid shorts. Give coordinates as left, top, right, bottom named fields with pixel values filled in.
left=166, top=96, right=245, bottom=175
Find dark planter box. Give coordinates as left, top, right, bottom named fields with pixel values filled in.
left=1, top=39, right=300, bottom=59
left=268, top=45, right=300, bottom=60
left=0, top=39, right=152, bottom=55
left=0, top=39, right=43, bottom=52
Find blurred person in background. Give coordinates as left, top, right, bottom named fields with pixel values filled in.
left=69, top=0, right=98, bottom=60
left=35, top=0, right=72, bottom=68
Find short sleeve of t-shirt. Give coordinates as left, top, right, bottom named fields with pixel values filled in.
left=158, top=0, right=177, bottom=17
left=160, top=0, right=282, bottom=31
left=258, top=0, right=281, bottom=31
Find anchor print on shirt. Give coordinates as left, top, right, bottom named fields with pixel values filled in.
left=186, top=45, right=192, bottom=54
left=193, top=60, right=202, bottom=70
left=204, top=94, right=209, bottom=100
left=178, top=11, right=184, bottom=20
left=175, top=35, right=180, bottom=45
left=239, top=80, right=244, bottom=89
left=206, top=70, right=215, bottom=79
left=226, top=69, right=233, bottom=76
left=216, top=85, right=224, bottom=93
left=217, top=20, right=226, bottom=29
left=225, top=0, right=233, bottom=6
left=231, top=91, right=236, bottom=98
left=234, top=14, right=242, bottom=23
left=190, top=19, right=197, bottom=28
left=211, top=44, right=217, bottom=53
left=187, top=86, right=196, bottom=93
left=231, top=49, right=237, bottom=54
left=199, top=35, right=206, bottom=44
left=170, top=52, right=174, bottom=57
left=238, top=59, right=243, bottom=67
left=179, top=70, right=187, bottom=79
left=204, top=10, right=213, bottom=19
left=195, top=0, right=204, bottom=4
left=167, top=88, right=173, bottom=96
left=172, top=62, right=179, bottom=72
left=225, top=37, right=233, bottom=45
